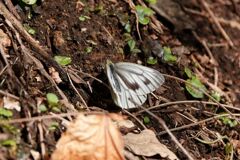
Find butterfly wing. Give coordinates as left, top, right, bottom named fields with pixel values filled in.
left=115, top=62, right=165, bottom=95
left=106, top=61, right=164, bottom=109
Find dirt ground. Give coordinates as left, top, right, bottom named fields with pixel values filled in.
left=0, top=0, right=240, bottom=159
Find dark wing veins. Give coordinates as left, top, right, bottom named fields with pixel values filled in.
left=109, top=64, right=121, bottom=92
left=115, top=69, right=141, bottom=91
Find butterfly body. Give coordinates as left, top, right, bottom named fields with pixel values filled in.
left=106, top=60, right=165, bottom=109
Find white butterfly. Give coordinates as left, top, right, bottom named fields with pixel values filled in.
left=106, top=60, right=165, bottom=109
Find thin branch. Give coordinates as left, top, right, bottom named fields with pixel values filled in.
left=139, top=106, right=194, bottom=160
left=158, top=113, right=240, bottom=135
left=136, top=100, right=239, bottom=115
left=199, top=0, right=234, bottom=47
left=67, top=72, right=89, bottom=110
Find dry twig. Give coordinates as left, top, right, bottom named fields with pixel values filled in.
left=158, top=113, right=240, bottom=135
left=199, top=0, right=234, bottom=47
left=139, top=106, right=194, bottom=160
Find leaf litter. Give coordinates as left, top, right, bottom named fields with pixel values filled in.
left=51, top=113, right=125, bottom=160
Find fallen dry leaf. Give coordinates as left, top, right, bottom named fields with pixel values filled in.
left=116, top=119, right=135, bottom=129
left=3, top=96, right=21, bottom=112
left=51, top=113, right=125, bottom=160
left=123, top=129, right=179, bottom=160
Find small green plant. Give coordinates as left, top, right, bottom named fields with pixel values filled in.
left=48, top=122, right=59, bottom=131
left=135, top=5, right=154, bottom=25
left=219, top=114, right=238, bottom=127
left=0, top=139, right=17, bottom=148
left=147, top=56, right=158, bottom=65
left=23, top=24, right=36, bottom=35
left=184, top=67, right=207, bottom=98
left=144, top=0, right=157, bottom=4
left=85, top=46, right=93, bottom=54
left=124, top=21, right=131, bottom=33
left=38, top=104, right=47, bottom=113
left=211, top=91, right=221, bottom=102
left=0, top=108, right=13, bottom=118
left=79, top=15, right=91, bottom=22
left=46, top=93, right=61, bottom=112
left=21, top=0, right=37, bottom=5
left=143, top=116, right=151, bottom=124
left=163, top=47, right=177, bottom=63
left=127, top=39, right=141, bottom=54
left=224, top=142, right=233, bottom=158
left=1, top=124, right=19, bottom=135
left=54, top=56, right=72, bottom=66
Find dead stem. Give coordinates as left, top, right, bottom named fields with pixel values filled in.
left=139, top=106, right=194, bottom=160
left=199, top=0, right=234, bottom=47
left=67, top=72, right=89, bottom=110
left=37, top=122, right=46, bottom=159
left=136, top=100, right=239, bottom=115
left=0, top=89, right=20, bottom=100
left=123, top=109, right=147, bottom=129
left=158, top=113, right=240, bottom=136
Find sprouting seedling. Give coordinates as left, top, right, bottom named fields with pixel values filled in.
left=127, top=39, right=141, bottom=54
left=144, top=0, right=157, bottom=4
left=184, top=67, right=207, bottom=98
left=163, top=47, right=177, bottom=63
left=54, top=56, right=72, bottom=66
left=147, top=56, right=158, bottom=65
left=46, top=93, right=61, bottom=112
left=21, top=0, right=37, bottom=5
left=135, top=5, right=154, bottom=25
left=79, top=15, right=91, bottom=22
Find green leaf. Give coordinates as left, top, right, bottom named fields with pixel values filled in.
left=147, top=56, right=158, bottom=65
left=145, top=0, right=157, bottom=4
left=185, top=76, right=207, bottom=98
left=163, top=47, right=177, bottom=63
left=184, top=67, right=193, bottom=78
left=79, top=15, right=91, bottom=22
left=0, top=108, right=13, bottom=118
left=219, top=115, right=238, bottom=128
left=135, top=5, right=154, bottom=25
left=0, top=139, right=16, bottom=147
left=123, top=33, right=133, bottom=42
left=23, top=24, right=36, bottom=35
left=225, top=143, right=233, bottom=155
left=48, top=122, right=59, bottom=131
left=2, top=124, right=19, bottom=135
left=85, top=47, right=93, bottom=54
left=54, top=56, right=72, bottom=66
left=28, top=28, right=36, bottom=35
left=131, top=48, right=141, bottom=54
left=46, top=93, right=59, bottom=106
left=38, top=104, right=47, bottom=113
left=127, top=39, right=136, bottom=51
left=51, top=106, right=61, bottom=112
left=143, top=116, right=150, bottom=124
left=22, top=0, right=37, bottom=5
left=211, top=91, right=221, bottom=102
left=124, top=22, right=131, bottom=33
left=94, top=4, right=103, bottom=12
